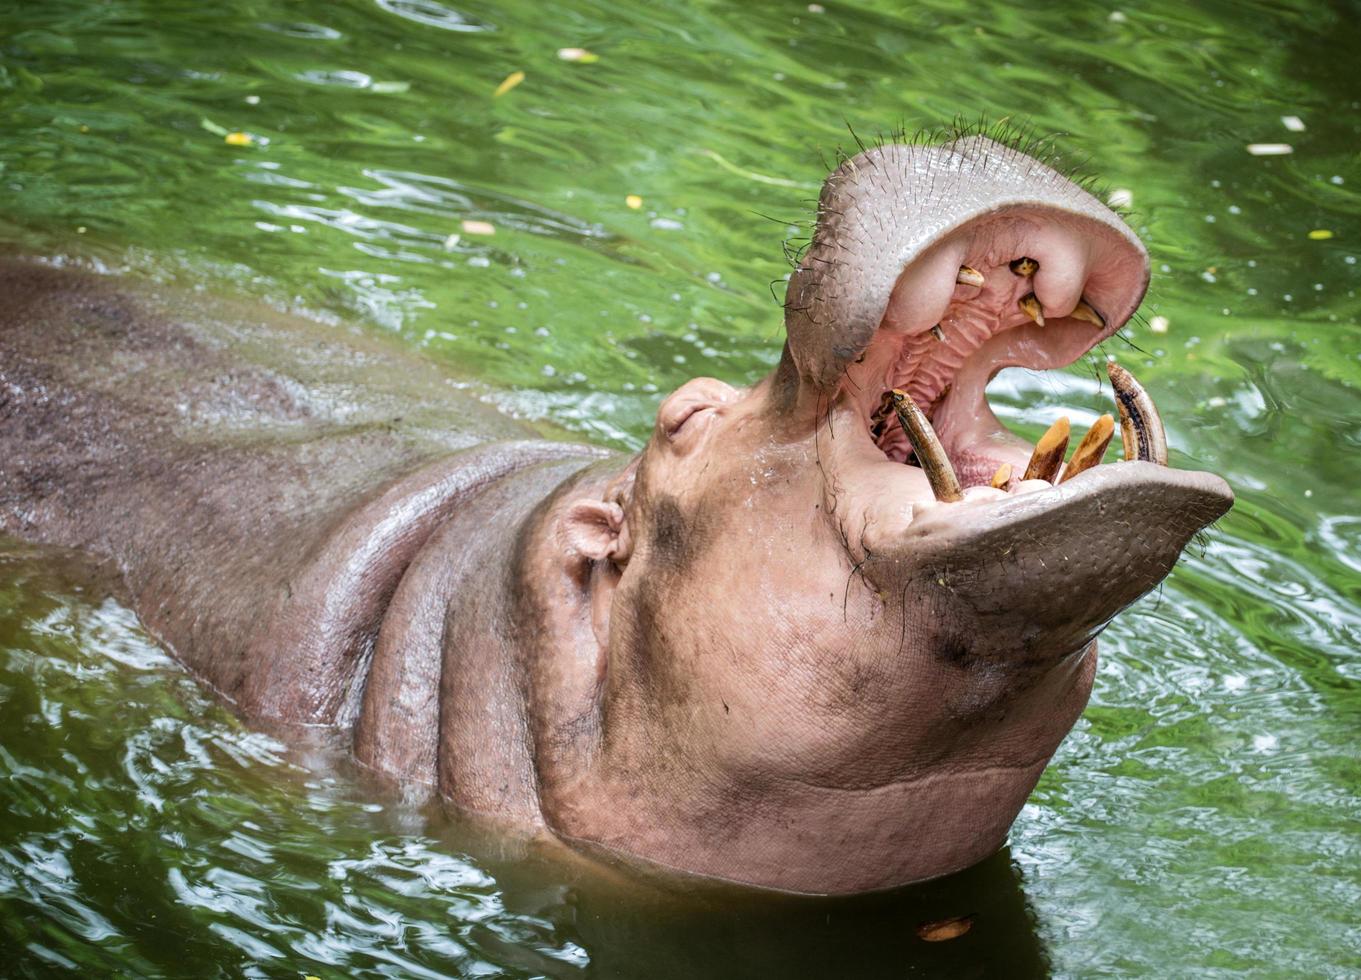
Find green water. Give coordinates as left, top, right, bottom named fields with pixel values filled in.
left=1, top=0, right=1358, bottom=974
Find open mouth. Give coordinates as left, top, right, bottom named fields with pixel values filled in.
left=852, top=240, right=1163, bottom=509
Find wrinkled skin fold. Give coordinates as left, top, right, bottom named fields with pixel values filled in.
left=0, top=134, right=1232, bottom=895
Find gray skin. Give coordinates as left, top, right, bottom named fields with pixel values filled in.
left=0, top=135, right=1232, bottom=895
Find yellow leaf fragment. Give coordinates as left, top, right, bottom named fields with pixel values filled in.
left=494, top=71, right=525, bottom=98
left=461, top=219, right=496, bottom=236
left=625, top=194, right=643, bottom=209
left=557, top=48, right=599, bottom=63
left=224, top=131, right=253, bottom=147
left=1308, top=229, right=1334, bottom=240
left=916, top=914, right=975, bottom=942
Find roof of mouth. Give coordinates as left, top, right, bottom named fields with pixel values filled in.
left=781, top=136, right=1149, bottom=393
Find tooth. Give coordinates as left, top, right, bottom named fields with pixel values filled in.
left=990, top=462, right=1013, bottom=489
left=1106, top=362, right=1169, bottom=465
left=1021, top=416, right=1070, bottom=482
left=1070, top=296, right=1106, bottom=329
left=930, top=324, right=945, bottom=342
left=1058, top=414, right=1114, bottom=483
left=890, top=390, right=963, bottom=503
left=1019, top=292, right=1045, bottom=326
left=956, top=265, right=985, bottom=288
left=1009, top=256, right=1038, bottom=278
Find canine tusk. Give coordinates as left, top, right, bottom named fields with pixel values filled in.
left=1019, top=292, right=1045, bottom=327
left=1107, top=362, right=1169, bottom=465
left=956, top=265, right=986, bottom=288
left=890, top=390, right=963, bottom=503
left=1070, top=296, right=1106, bottom=329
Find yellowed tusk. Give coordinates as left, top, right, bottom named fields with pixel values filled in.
left=1022, top=416, right=1070, bottom=482
left=956, top=265, right=986, bottom=288
left=1019, top=292, right=1045, bottom=327
left=990, top=462, right=1013, bottom=489
left=1059, top=414, right=1114, bottom=483
left=1070, top=296, right=1106, bottom=329
left=889, top=390, right=963, bottom=503
left=1009, top=256, right=1038, bottom=277
left=1107, top=362, right=1168, bottom=465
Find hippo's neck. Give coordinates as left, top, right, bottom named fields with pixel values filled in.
left=352, top=451, right=627, bottom=820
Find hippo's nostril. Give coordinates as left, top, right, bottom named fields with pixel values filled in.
left=956, top=265, right=986, bottom=288
left=1009, top=256, right=1039, bottom=278
left=1018, top=292, right=1045, bottom=326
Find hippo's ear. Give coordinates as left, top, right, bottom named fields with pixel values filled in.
left=560, top=499, right=630, bottom=563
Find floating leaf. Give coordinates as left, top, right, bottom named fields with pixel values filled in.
left=916, top=914, right=974, bottom=942
left=370, top=80, right=411, bottom=94
left=1308, top=229, right=1334, bottom=240
left=625, top=194, right=642, bottom=209
left=1246, top=143, right=1292, bottom=156
left=557, top=48, right=599, bottom=63
left=493, top=71, right=524, bottom=97
left=200, top=117, right=229, bottom=137
left=224, top=131, right=254, bottom=147
left=461, top=219, right=495, bottom=236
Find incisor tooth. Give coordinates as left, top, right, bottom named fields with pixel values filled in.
left=990, top=462, right=1013, bottom=489
left=1009, top=256, right=1038, bottom=277
left=1022, top=416, right=1070, bottom=482
left=1019, top=292, right=1045, bottom=326
left=1059, top=414, right=1114, bottom=483
left=890, top=390, right=963, bottom=503
left=956, top=265, right=986, bottom=288
left=1070, top=296, right=1106, bottom=328
left=1107, top=362, right=1169, bottom=465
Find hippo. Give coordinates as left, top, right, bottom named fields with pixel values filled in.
left=0, top=134, right=1232, bottom=895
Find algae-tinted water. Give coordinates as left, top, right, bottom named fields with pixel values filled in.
left=1, top=0, right=1359, bottom=975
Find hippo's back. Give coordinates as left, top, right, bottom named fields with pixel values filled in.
left=0, top=257, right=592, bottom=724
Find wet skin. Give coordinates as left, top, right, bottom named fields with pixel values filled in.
left=0, top=135, right=1232, bottom=895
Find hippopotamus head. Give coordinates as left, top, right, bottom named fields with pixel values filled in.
left=542, top=134, right=1232, bottom=894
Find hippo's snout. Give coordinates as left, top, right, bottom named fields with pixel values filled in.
left=776, top=130, right=1230, bottom=631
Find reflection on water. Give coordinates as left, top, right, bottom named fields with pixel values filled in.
left=1, top=0, right=1359, bottom=975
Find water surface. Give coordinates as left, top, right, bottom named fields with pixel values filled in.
left=1, top=0, right=1359, bottom=975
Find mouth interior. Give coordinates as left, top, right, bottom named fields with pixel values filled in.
left=855, top=211, right=1146, bottom=495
